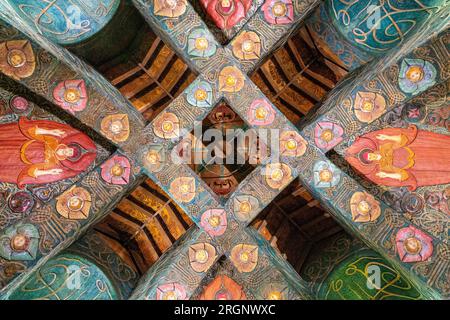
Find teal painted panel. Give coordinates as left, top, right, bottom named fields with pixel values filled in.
left=8, top=231, right=139, bottom=300
left=327, top=0, right=446, bottom=55
left=9, top=253, right=120, bottom=300
left=7, top=0, right=120, bottom=45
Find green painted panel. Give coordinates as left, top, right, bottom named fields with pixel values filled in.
left=319, top=249, right=422, bottom=300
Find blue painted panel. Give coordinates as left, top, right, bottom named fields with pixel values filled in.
left=327, top=0, right=446, bottom=55
left=7, top=0, right=120, bottom=45
left=9, top=253, right=120, bottom=300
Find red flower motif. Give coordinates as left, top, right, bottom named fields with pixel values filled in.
left=396, top=226, right=433, bottom=263
left=199, top=275, right=247, bottom=300
left=156, top=283, right=187, bottom=300
left=53, top=79, right=88, bottom=114
left=10, top=96, right=31, bottom=114
left=200, top=209, right=228, bottom=237
left=200, top=0, right=252, bottom=30
left=100, top=155, right=131, bottom=185
left=247, top=98, right=276, bottom=126
left=262, top=0, right=294, bottom=25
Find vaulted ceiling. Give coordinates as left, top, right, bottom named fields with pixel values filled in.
left=0, top=0, right=448, bottom=301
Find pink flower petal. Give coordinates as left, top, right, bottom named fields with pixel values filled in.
left=200, top=209, right=228, bottom=237
left=100, top=155, right=131, bottom=185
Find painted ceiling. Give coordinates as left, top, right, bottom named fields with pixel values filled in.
left=0, top=0, right=448, bottom=300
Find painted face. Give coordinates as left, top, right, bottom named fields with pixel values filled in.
left=146, top=151, right=159, bottom=164
left=195, top=37, right=209, bottom=51
left=225, top=75, right=237, bottom=87
left=111, top=164, right=124, bottom=177
left=319, top=169, right=333, bottom=182
left=361, top=100, right=374, bottom=112
left=404, top=237, right=422, bottom=255
left=270, top=168, right=284, bottom=182
left=267, top=291, right=282, bottom=300
left=162, top=120, right=174, bottom=133
left=194, top=88, right=208, bottom=101
left=64, top=88, right=81, bottom=103
left=239, top=201, right=251, bottom=214
left=239, top=251, right=250, bottom=263
left=208, top=215, right=221, bottom=228
left=7, top=49, right=26, bottom=68
left=179, top=183, right=191, bottom=194
left=406, top=66, right=424, bottom=83
left=255, top=106, right=268, bottom=120
left=357, top=200, right=371, bottom=214
left=68, top=196, right=84, bottom=211
left=320, top=129, right=334, bottom=142
left=272, top=2, right=287, bottom=17
left=285, top=139, right=298, bottom=151
left=195, top=249, right=209, bottom=263
left=110, top=121, right=124, bottom=134
left=10, top=234, right=29, bottom=251
left=368, top=153, right=381, bottom=161
left=221, top=0, right=231, bottom=8
left=242, top=40, right=255, bottom=53
left=57, top=147, right=75, bottom=158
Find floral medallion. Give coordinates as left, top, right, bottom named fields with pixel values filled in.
left=56, top=186, right=92, bottom=220
left=156, top=282, right=187, bottom=300
left=186, top=80, right=213, bottom=108
left=314, top=121, right=344, bottom=151
left=153, top=112, right=180, bottom=139
left=169, top=177, right=196, bottom=203
left=232, top=31, right=261, bottom=60
left=144, top=145, right=165, bottom=173
left=233, top=194, right=259, bottom=222
left=247, top=98, right=276, bottom=126
left=0, top=40, right=36, bottom=80
left=230, top=244, right=258, bottom=273
left=219, top=66, right=245, bottom=93
left=200, top=208, right=227, bottom=237
left=100, top=155, right=131, bottom=185
left=0, top=222, right=39, bottom=261
left=350, top=191, right=381, bottom=222
left=396, top=226, right=433, bottom=263
left=100, top=114, right=130, bottom=143
left=262, top=0, right=294, bottom=25
left=353, top=91, right=386, bottom=123
left=53, top=79, right=88, bottom=114
left=265, top=163, right=292, bottom=190
left=280, top=130, right=307, bottom=157
left=313, top=161, right=341, bottom=188
left=189, top=242, right=217, bottom=272
left=399, top=58, right=437, bottom=95
left=187, top=28, right=217, bottom=58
